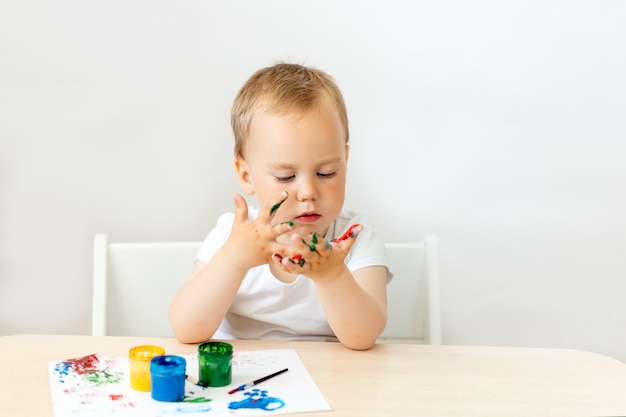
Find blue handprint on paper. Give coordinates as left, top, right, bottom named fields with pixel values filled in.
left=228, top=389, right=286, bottom=411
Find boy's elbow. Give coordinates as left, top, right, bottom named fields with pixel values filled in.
left=339, top=334, right=379, bottom=351
left=339, top=320, right=385, bottom=350
left=169, top=315, right=213, bottom=344
left=344, top=341, right=376, bottom=351
left=174, top=333, right=202, bottom=344
left=171, top=325, right=211, bottom=344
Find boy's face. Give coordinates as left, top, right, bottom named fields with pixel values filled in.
left=235, top=92, right=349, bottom=243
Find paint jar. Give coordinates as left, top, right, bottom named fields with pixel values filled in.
left=198, top=341, right=233, bottom=387
left=150, top=355, right=187, bottom=402
left=129, top=345, right=165, bottom=391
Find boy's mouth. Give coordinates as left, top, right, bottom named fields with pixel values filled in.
left=295, top=212, right=321, bottom=223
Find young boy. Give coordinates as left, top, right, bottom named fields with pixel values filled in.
left=169, top=63, right=389, bottom=350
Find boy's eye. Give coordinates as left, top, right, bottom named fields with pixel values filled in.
left=275, top=175, right=295, bottom=183
left=317, top=172, right=336, bottom=179
left=273, top=172, right=336, bottom=182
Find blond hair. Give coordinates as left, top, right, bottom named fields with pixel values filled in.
left=231, top=63, right=349, bottom=158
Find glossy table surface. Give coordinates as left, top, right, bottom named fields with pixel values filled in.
left=1, top=334, right=626, bottom=416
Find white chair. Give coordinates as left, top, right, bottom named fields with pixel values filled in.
left=91, top=234, right=201, bottom=337
left=378, top=235, right=442, bottom=344
left=92, top=234, right=442, bottom=344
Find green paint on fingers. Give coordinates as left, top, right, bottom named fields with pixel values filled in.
left=269, top=193, right=288, bottom=215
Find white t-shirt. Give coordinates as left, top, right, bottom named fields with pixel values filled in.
left=196, top=207, right=390, bottom=341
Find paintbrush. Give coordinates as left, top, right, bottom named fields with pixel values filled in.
left=186, top=374, right=208, bottom=388
left=228, top=368, right=289, bottom=394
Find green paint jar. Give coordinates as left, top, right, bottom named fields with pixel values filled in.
left=198, top=341, right=233, bottom=387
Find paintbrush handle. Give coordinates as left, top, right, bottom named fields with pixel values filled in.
left=228, top=368, right=289, bottom=394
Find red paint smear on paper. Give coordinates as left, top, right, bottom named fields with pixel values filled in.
left=65, top=354, right=100, bottom=374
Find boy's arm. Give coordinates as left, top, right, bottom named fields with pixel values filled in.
left=274, top=228, right=388, bottom=350
left=313, top=265, right=388, bottom=350
left=168, top=243, right=248, bottom=344
left=169, top=192, right=294, bottom=343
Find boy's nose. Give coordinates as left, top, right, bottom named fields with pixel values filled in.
left=296, top=178, right=318, bottom=201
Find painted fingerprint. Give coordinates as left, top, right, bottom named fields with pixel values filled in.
left=54, top=353, right=123, bottom=386
left=228, top=389, right=286, bottom=411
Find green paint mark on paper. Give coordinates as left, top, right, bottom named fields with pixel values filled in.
left=83, top=369, right=123, bottom=386
left=182, top=396, right=213, bottom=403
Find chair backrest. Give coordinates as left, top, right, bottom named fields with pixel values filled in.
left=92, top=234, right=442, bottom=343
left=378, top=235, right=442, bottom=344
left=91, top=234, right=201, bottom=337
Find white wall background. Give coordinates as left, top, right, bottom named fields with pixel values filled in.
left=1, top=1, right=625, bottom=361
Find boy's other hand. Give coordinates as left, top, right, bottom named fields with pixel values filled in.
left=225, top=192, right=294, bottom=271
left=272, top=224, right=363, bottom=281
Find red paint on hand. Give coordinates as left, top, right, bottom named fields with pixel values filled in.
left=333, top=224, right=361, bottom=243
left=290, top=253, right=305, bottom=267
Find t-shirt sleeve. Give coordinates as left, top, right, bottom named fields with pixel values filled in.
left=195, top=212, right=235, bottom=263
left=341, top=213, right=392, bottom=283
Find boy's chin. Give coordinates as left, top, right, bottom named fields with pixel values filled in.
left=297, top=225, right=328, bottom=240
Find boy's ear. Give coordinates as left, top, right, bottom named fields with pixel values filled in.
left=345, top=144, right=350, bottom=163
left=234, top=157, right=255, bottom=195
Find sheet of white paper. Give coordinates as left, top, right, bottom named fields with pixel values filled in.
left=48, top=349, right=331, bottom=416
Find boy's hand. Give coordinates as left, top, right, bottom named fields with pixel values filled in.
left=272, top=224, right=363, bottom=281
left=224, top=192, right=293, bottom=271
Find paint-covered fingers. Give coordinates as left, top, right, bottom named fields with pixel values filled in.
left=271, top=252, right=306, bottom=269
left=278, top=233, right=329, bottom=270
left=272, top=225, right=365, bottom=275
left=328, top=223, right=362, bottom=256
left=332, top=223, right=362, bottom=244
left=289, top=253, right=306, bottom=267
left=270, top=236, right=311, bottom=270
left=299, top=232, right=331, bottom=254
left=265, top=191, right=295, bottom=238
left=268, top=191, right=289, bottom=219
left=333, top=223, right=362, bottom=251
left=258, top=190, right=291, bottom=231
left=290, top=233, right=317, bottom=257
left=270, top=220, right=294, bottom=238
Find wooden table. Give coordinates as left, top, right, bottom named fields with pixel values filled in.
left=1, top=334, right=626, bottom=416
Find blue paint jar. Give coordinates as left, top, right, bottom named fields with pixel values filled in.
left=150, top=355, right=186, bottom=402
